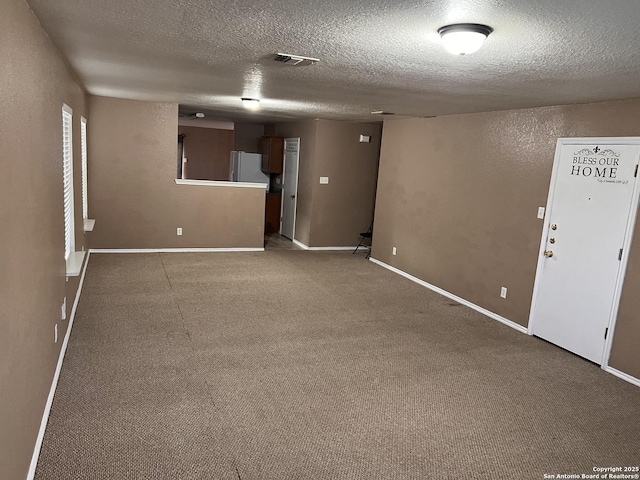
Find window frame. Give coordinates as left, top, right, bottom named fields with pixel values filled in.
left=80, top=116, right=88, bottom=222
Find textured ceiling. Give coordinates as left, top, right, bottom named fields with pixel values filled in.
left=26, top=0, right=640, bottom=122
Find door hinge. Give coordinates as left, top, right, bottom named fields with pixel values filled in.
left=635, top=164, right=638, bottom=177
left=618, top=248, right=623, bottom=261
left=604, top=327, right=609, bottom=340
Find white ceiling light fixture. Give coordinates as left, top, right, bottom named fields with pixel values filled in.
left=437, top=23, right=493, bottom=56
left=179, top=112, right=205, bottom=119
left=241, top=97, right=260, bottom=110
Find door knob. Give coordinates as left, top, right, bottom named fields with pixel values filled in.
left=544, top=250, right=554, bottom=258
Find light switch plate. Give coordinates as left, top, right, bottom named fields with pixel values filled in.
left=537, top=207, right=545, bottom=219
left=320, top=177, right=329, bottom=184
left=359, top=135, right=371, bottom=143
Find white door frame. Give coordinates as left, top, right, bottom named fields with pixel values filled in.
left=528, top=137, right=640, bottom=370
left=280, top=138, right=300, bottom=241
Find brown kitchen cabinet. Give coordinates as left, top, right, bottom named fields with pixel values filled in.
left=265, top=193, right=282, bottom=234
left=261, top=136, right=284, bottom=174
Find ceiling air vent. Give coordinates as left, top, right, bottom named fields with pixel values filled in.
left=273, top=53, right=320, bottom=67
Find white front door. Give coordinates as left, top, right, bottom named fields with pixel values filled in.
left=530, top=139, right=640, bottom=364
left=280, top=138, right=300, bottom=240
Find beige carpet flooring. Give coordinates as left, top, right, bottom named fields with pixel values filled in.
left=35, top=252, right=640, bottom=479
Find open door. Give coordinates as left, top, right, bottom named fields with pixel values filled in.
left=280, top=138, right=300, bottom=240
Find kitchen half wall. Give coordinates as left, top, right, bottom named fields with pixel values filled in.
left=88, top=96, right=264, bottom=250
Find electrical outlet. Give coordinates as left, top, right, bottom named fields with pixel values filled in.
left=54, top=324, right=58, bottom=343
left=61, top=297, right=66, bottom=320
left=319, top=177, right=329, bottom=184
left=392, top=246, right=397, bottom=255
left=500, top=287, right=508, bottom=298
left=177, top=227, right=183, bottom=236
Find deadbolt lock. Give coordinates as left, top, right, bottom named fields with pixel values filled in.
left=544, top=250, right=554, bottom=258
left=551, top=224, right=557, bottom=230
left=549, top=238, right=556, bottom=244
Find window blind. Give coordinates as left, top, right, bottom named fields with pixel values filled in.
left=62, top=105, right=74, bottom=260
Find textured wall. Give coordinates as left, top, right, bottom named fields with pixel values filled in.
left=374, top=99, right=640, bottom=379
left=234, top=123, right=265, bottom=153
left=311, top=121, right=381, bottom=247
left=272, top=120, right=381, bottom=247
left=178, top=126, right=234, bottom=181
left=0, top=0, right=88, bottom=477
left=89, top=96, right=265, bottom=249
left=610, top=196, right=640, bottom=377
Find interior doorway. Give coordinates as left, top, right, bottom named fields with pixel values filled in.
left=529, top=138, right=640, bottom=365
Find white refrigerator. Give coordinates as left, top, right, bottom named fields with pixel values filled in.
left=229, top=151, right=269, bottom=189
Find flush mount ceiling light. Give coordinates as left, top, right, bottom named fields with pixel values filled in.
left=437, top=23, right=493, bottom=56
left=179, top=112, right=205, bottom=119
left=241, top=97, right=260, bottom=110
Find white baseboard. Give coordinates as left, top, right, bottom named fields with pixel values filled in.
left=27, top=251, right=91, bottom=480
left=290, top=239, right=357, bottom=251
left=89, top=248, right=264, bottom=253
left=369, top=257, right=528, bottom=334
left=292, top=239, right=309, bottom=250
left=604, top=366, right=640, bottom=388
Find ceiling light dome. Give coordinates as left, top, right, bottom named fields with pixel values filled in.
left=241, top=97, right=260, bottom=110
left=437, top=23, right=493, bottom=56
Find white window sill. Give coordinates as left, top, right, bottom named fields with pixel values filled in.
left=174, top=179, right=268, bottom=189
left=83, top=218, right=96, bottom=232
left=66, top=251, right=86, bottom=277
